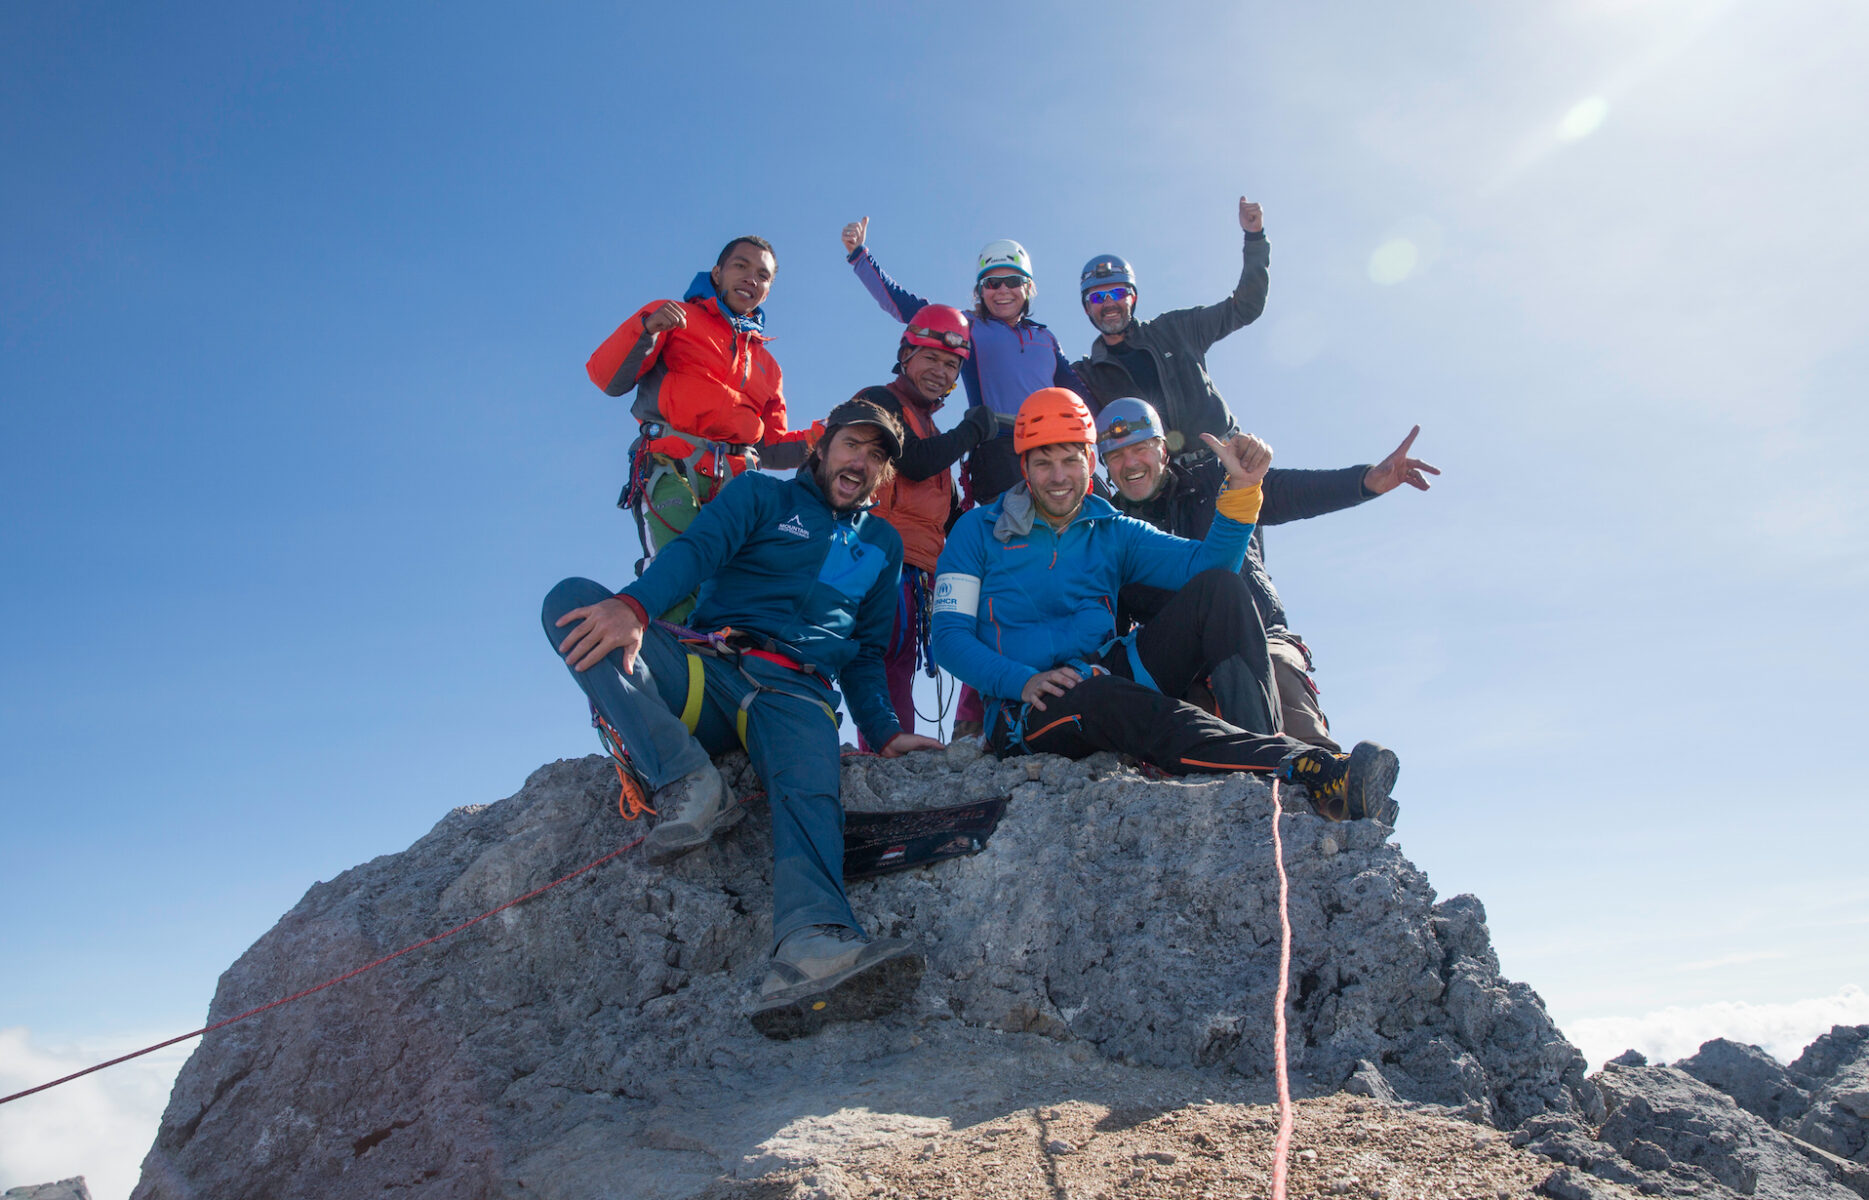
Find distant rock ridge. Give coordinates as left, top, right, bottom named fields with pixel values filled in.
left=1509, top=1027, right=1869, bottom=1198
left=131, top=746, right=1600, bottom=1197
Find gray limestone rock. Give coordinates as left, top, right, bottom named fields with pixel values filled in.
left=131, top=751, right=1598, bottom=1198
left=1536, top=1165, right=1639, bottom=1199
left=1591, top=1062, right=1857, bottom=1198
left=3, top=1182, right=92, bottom=1200
left=1793, top=1026, right=1869, bottom=1164
left=1675, top=1038, right=1812, bottom=1129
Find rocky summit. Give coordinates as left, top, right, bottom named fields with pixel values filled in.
left=131, top=745, right=1600, bottom=1198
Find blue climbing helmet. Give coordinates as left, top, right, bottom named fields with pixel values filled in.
left=1079, top=254, right=1137, bottom=297
left=1095, top=397, right=1165, bottom=455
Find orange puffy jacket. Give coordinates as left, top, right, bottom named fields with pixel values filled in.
left=587, top=278, right=813, bottom=476
left=863, top=379, right=968, bottom=574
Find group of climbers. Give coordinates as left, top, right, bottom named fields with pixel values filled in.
left=546, top=196, right=1438, bottom=1038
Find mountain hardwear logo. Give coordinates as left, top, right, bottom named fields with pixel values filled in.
left=778, top=513, right=810, bottom=538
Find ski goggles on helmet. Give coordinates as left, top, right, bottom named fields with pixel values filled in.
left=980, top=275, right=1028, bottom=291
left=1084, top=286, right=1134, bottom=306
left=905, top=322, right=968, bottom=350
left=1100, top=415, right=1156, bottom=443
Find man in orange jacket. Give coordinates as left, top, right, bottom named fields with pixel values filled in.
left=587, top=237, right=820, bottom=608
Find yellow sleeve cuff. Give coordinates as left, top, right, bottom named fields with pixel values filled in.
left=1215, top=481, right=1263, bottom=525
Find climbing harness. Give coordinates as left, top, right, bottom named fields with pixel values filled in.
left=654, top=618, right=840, bottom=747
left=618, top=421, right=756, bottom=574
left=985, top=659, right=1110, bottom=755
left=1099, top=629, right=1161, bottom=694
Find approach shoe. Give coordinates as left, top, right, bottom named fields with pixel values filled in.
left=749, top=924, right=924, bottom=1040
left=641, top=763, right=743, bottom=865
left=951, top=719, right=984, bottom=741
left=1278, top=740, right=1401, bottom=825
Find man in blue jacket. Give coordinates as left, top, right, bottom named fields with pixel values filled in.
left=543, top=398, right=943, bottom=1039
left=931, top=388, right=1401, bottom=823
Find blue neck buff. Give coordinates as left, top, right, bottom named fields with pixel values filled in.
left=686, top=271, right=766, bottom=335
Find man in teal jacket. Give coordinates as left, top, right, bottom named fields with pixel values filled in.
left=931, top=389, right=1401, bottom=823
left=544, top=398, right=942, bottom=1039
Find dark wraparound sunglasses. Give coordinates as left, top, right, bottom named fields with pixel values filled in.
left=980, top=275, right=1028, bottom=291
left=1085, top=286, right=1134, bottom=306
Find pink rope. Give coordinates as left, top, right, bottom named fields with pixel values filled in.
left=1269, top=778, right=1294, bottom=1199
left=0, top=836, right=645, bottom=1108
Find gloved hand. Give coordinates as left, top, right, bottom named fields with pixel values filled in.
left=961, top=404, right=998, bottom=442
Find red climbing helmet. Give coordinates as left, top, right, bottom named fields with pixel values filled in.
left=901, top=304, right=972, bottom=360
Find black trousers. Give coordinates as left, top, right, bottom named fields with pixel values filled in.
left=988, top=569, right=1307, bottom=775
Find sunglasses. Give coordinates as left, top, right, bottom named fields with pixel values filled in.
left=1085, top=286, right=1133, bottom=306
left=907, top=324, right=968, bottom=350
left=980, top=275, right=1028, bottom=291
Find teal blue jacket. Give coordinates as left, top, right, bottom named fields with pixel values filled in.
left=930, top=484, right=1253, bottom=702
left=623, top=469, right=903, bottom=747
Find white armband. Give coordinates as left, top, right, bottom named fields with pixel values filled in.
left=932, top=573, right=981, bottom=618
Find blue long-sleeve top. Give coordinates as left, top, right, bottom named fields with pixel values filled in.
left=622, top=469, right=903, bottom=748
left=849, top=245, right=1095, bottom=501
left=848, top=246, right=1090, bottom=418
left=929, top=485, right=1254, bottom=703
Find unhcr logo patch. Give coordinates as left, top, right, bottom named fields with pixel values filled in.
left=778, top=513, right=810, bottom=538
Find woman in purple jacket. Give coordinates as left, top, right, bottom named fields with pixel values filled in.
left=841, top=218, right=1093, bottom=505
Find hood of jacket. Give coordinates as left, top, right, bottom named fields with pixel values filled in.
left=685, top=270, right=768, bottom=335
left=992, top=482, right=1119, bottom=543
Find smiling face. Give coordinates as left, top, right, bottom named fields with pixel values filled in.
left=1023, top=442, right=1092, bottom=527
left=977, top=274, right=1031, bottom=323
left=813, top=424, right=894, bottom=512
left=1104, top=436, right=1168, bottom=503
left=711, top=242, right=776, bottom=316
left=900, top=345, right=963, bottom=403
left=1085, top=286, right=1135, bottom=336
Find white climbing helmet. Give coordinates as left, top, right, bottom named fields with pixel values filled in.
left=976, top=239, right=1034, bottom=282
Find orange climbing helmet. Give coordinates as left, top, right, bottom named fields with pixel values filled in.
left=1013, top=388, right=1098, bottom=495
left=1013, top=388, right=1097, bottom=457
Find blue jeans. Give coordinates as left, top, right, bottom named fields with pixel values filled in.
left=542, top=578, right=858, bottom=948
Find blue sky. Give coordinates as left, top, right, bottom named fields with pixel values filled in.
left=4, top=2, right=1867, bottom=1194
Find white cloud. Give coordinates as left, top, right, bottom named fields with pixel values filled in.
left=1566, top=985, right=1869, bottom=1072
left=0, top=1028, right=184, bottom=1200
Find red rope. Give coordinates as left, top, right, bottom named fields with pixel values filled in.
left=0, top=835, right=645, bottom=1108
left=1269, top=778, right=1294, bottom=1198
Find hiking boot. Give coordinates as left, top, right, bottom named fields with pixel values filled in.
left=1278, top=740, right=1401, bottom=825
left=641, top=763, right=743, bottom=865
left=749, top=924, right=924, bottom=1040
left=952, top=719, right=983, bottom=741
